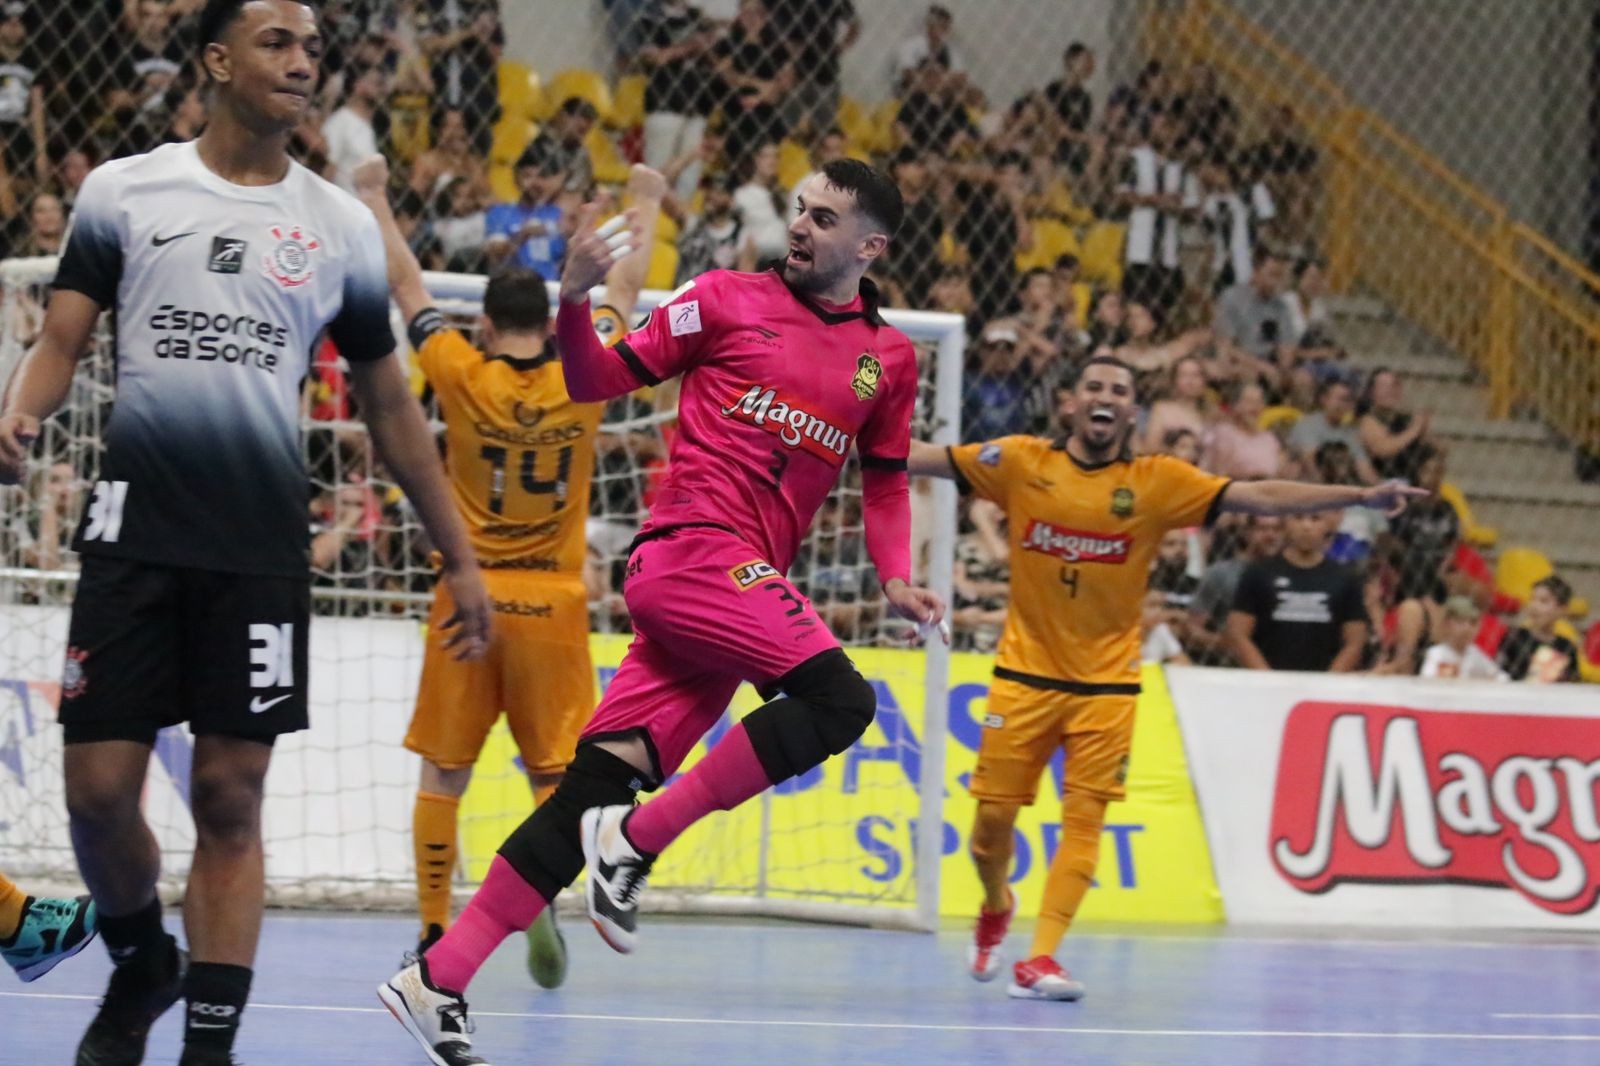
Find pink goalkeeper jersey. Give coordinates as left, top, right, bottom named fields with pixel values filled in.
left=615, top=269, right=917, bottom=572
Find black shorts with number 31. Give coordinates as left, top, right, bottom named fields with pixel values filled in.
left=58, top=555, right=310, bottom=746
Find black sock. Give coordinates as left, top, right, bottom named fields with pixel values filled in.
left=182, top=962, right=252, bottom=1060
left=98, top=896, right=169, bottom=968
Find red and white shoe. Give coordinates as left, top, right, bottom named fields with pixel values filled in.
left=965, top=892, right=1014, bottom=982
left=1007, top=955, right=1086, bottom=1001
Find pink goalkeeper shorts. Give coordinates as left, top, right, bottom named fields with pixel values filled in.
left=579, top=527, right=841, bottom=781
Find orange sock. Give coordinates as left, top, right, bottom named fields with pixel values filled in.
left=0, top=871, right=25, bottom=940
left=414, top=791, right=460, bottom=938
left=1028, top=792, right=1108, bottom=960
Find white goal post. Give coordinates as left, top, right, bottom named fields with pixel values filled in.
left=0, top=258, right=964, bottom=932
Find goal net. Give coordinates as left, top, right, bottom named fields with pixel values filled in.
left=0, top=258, right=962, bottom=930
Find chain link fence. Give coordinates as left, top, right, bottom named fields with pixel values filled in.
left=1, top=0, right=1595, bottom=680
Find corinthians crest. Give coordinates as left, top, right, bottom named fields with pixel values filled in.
left=263, top=224, right=321, bottom=288
left=850, top=352, right=882, bottom=401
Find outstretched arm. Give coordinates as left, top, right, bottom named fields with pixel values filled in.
left=1220, top=477, right=1426, bottom=517
left=907, top=438, right=958, bottom=479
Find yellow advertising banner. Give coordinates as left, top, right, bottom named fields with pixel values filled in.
left=457, top=639, right=1221, bottom=922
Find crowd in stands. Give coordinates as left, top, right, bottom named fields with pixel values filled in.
left=0, top=0, right=1594, bottom=680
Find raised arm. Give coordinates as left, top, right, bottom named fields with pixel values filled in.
left=352, top=155, right=431, bottom=325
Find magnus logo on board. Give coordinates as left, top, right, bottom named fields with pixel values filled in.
left=1269, top=703, right=1600, bottom=915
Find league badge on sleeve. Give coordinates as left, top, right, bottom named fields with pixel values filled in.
left=850, top=352, right=882, bottom=400
left=262, top=224, right=321, bottom=288
left=978, top=443, right=1002, bottom=466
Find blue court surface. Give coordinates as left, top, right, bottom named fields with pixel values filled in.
left=6, top=912, right=1599, bottom=1065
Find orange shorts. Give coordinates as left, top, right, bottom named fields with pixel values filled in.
left=968, top=675, right=1135, bottom=805
left=405, top=572, right=595, bottom=774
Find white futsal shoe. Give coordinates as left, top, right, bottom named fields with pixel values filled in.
left=378, top=955, right=490, bottom=1066
left=581, top=804, right=655, bottom=954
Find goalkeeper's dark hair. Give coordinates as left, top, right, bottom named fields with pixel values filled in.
left=821, top=159, right=904, bottom=240
left=482, top=267, right=550, bottom=334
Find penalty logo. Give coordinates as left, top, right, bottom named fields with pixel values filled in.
left=262, top=224, right=320, bottom=288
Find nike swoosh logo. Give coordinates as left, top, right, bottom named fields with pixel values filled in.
left=250, top=693, right=292, bottom=714
left=151, top=231, right=196, bottom=247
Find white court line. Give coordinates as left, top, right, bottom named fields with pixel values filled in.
left=5, top=992, right=1600, bottom=1041
left=1493, top=1014, right=1600, bottom=1020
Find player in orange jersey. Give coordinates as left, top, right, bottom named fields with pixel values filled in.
left=356, top=157, right=663, bottom=989
left=910, top=355, right=1423, bottom=1000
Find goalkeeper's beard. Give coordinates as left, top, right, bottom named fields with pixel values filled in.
left=782, top=255, right=855, bottom=297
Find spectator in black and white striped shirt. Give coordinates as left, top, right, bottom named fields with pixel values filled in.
left=1117, top=107, right=1197, bottom=323
left=1197, top=152, right=1275, bottom=293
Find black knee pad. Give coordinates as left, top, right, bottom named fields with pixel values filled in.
left=497, top=745, right=643, bottom=902
left=743, top=648, right=877, bottom=784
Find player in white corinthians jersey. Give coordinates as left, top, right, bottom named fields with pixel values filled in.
left=0, top=2, right=491, bottom=1064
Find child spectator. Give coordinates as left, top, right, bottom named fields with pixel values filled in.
left=1497, top=575, right=1582, bottom=683
left=1421, top=596, right=1508, bottom=680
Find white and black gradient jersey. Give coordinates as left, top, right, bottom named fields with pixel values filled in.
left=53, top=140, right=393, bottom=578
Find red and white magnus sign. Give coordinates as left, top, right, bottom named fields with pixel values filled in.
left=1269, top=702, right=1600, bottom=915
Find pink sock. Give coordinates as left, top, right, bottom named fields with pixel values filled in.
left=626, top=724, right=774, bottom=855
left=424, top=856, right=545, bottom=994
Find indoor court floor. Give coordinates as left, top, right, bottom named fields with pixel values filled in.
left=6, top=911, right=1599, bottom=1065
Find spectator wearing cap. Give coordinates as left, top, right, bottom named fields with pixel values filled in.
left=484, top=144, right=569, bottom=279
left=1421, top=596, right=1508, bottom=680
left=1497, top=575, right=1581, bottom=683
left=961, top=321, right=1030, bottom=442
left=892, top=5, right=964, bottom=92
left=0, top=0, right=47, bottom=185
left=676, top=172, right=742, bottom=282
left=1042, top=42, right=1095, bottom=173
left=322, top=64, right=387, bottom=193
left=638, top=0, right=718, bottom=204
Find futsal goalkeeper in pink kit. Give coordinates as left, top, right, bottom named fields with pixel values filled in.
left=380, top=159, right=946, bottom=1066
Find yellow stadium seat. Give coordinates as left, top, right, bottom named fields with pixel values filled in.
left=870, top=99, right=901, bottom=155
left=1069, top=282, right=1092, bottom=329
left=1015, top=218, right=1082, bottom=273
left=1439, top=480, right=1498, bottom=549
left=646, top=240, right=680, bottom=290
left=490, top=115, right=535, bottom=167
left=937, top=231, right=968, bottom=267
left=497, top=61, right=544, bottom=123
left=1079, top=221, right=1125, bottom=289
left=585, top=127, right=630, bottom=186
left=387, top=92, right=432, bottom=162
left=1258, top=405, right=1302, bottom=433
left=488, top=164, right=517, bottom=203
left=610, top=73, right=646, bottom=130
left=1494, top=546, right=1554, bottom=605
left=778, top=139, right=812, bottom=191
left=836, top=95, right=874, bottom=154
left=543, top=68, right=613, bottom=124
